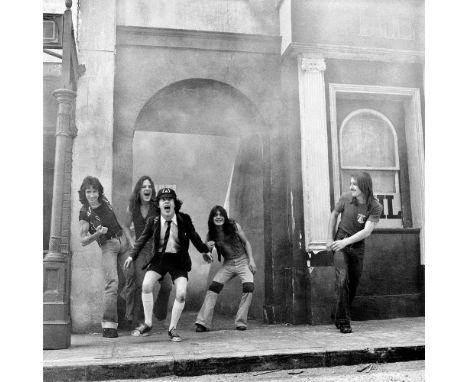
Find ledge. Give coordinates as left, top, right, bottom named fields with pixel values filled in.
left=116, top=26, right=281, bottom=55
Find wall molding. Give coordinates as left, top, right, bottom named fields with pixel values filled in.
left=116, top=26, right=281, bottom=55
left=283, top=42, right=424, bottom=64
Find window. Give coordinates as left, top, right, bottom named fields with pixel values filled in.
left=340, top=109, right=402, bottom=228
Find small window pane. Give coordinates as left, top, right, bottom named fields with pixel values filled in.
left=341, top=114, right=396, bottom=168
left=341, top=170, right=396, bottom=194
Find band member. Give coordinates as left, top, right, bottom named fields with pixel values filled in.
left=78, top=176, right=132, bottom=338
left=122, top=176, right=172, bottom=327
left=327, top=172, right=383, bottom=333
left=124, top=188, right=212, bottom=341
left=195, top=205, right=256, bottom=332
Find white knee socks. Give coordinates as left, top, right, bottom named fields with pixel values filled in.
left=169, top=300, right=185, bottom=331
left=142, top=292, right=154, bottom=327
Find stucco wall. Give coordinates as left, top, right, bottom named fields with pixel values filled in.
left=117, top=0, right=279, bottom=35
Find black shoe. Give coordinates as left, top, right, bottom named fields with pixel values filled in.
left=168, top=328, right=182, bottom=342
left=339, top=323, right=353, bottom=334
left=102, top=328, right=118, bottom=338
left=236, top=326, right=247, bottom=331
left=195, top=323, right=208, bottom=332
left=131, top=323, right=152, bottom=337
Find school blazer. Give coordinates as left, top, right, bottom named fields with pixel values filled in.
left=129, top=212, right=209, bottom=271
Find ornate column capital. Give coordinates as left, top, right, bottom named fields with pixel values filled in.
left=300, top=57, right=326, bottom=73
left=53, top=89, right=77, bottom=138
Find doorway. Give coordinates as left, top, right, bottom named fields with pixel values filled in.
left=130, top=79, right=265, bottom=320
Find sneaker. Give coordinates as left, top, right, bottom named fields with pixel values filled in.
left=168, top=328, right=182, bottom=342
left=195, top=323, right=209, bottom=333
left=102, top=328, right=118, bottom=338
left=236, top=326, right=247, bottom=331
left=339, top=323, right=353, bottom=334
left=131, top=323, right=152, bottom=337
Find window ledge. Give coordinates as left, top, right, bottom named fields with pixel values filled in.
left=373, top=227, right=420, bottom=234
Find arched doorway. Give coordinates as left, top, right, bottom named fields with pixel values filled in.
left=130, top=79, right=265, bottom=320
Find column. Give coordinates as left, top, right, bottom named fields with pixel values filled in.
left=43, top=88, right=77, bottom=349
left=70, top=0, right=117, bottom=332
left=297, top=55, right=331, bottom=253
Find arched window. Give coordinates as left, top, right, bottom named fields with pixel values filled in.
left=340, top=109, right=402, bottom=228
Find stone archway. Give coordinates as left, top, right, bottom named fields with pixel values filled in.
left=113, top=78, right=265, bottom=320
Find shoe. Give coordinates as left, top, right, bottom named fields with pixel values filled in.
left=236, top=326, right=247, bottom=331
left=131, top=323, right=152, bottom=337
left=102, top=328, right=118, bottom=338
left=195, top=323, right=208, bottom=332
left=168, top=328, right=182, bottom=342
left=339, top=323, right=353, bottom=334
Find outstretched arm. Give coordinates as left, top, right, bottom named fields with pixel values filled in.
left=125, top=216, right=154, bottom=269
left=186, top=216, right=212, bottom=263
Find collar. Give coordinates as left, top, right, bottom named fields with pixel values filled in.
left=163, top=215, right=178, bottom=226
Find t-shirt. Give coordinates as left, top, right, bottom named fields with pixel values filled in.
left=213, top=220, right=247, bottom=262
left=334, top=191, right=383, bottom=236
left=79, top=201, right=122, bottom=242
left=132, top=204, right=157, bottom=238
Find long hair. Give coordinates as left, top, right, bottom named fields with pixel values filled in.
left=351, top=172, right=376, bottom=211
left=207, top=205, right=235, bottom=241
left=129, top=175, right=157, bottom=213
left=78, top=176, right=104, bottom=206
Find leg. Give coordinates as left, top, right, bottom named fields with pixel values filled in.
left=116, top=235, right=134, bottom=323
left=347, top=248, right=365, bottom=305
left=195, top=265, right=234, bottom=330
left=132, top=252, right=148, bottom=324
left=154, top=274, right=172, bottom=321
left=333, top=249, right=351, bottom=327
left=141, top=270, right=161, bottom=327
left=100, top=239, right=120, bottom=331
left=235, top=261, right=254, bottom=330
left=169, top=276, right=187, bottom=332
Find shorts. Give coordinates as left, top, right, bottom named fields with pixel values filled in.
left=147, top=261, right=188, bottom=282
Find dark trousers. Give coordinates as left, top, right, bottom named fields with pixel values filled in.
left=333, top=229, right=365, bottom=325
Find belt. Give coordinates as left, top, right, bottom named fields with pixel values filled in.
left=107, top=230, right=123, bottom=240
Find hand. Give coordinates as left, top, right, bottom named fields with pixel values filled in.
left=206, top=241, right=215, bottom=251
left=249, top=262, right=257, bottom=275
left=96, top=225, right=108, bottom=236
left=202, top=253, right=213, bottom=264
left=326, top=240, right=333, bottom=252
left=123, top=256, right=133, bottom=270
left=331, top=239, right=348, bottom=252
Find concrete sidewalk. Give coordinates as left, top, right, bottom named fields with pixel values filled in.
left=43, top=313, right=424, bottom=381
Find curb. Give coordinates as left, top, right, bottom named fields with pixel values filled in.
left=44, top=345, right=425, bottom=381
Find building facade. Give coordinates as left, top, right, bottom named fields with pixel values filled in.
left=44, top=0, right=424, bottom=332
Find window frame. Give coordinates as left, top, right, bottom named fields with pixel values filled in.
left=339, top=108, right=401, bottom=196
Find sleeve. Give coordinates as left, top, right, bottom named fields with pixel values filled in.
left=129, top=216, right=154, bottom=261
left=185, top=214, right=209, bottom=254
left=78, top=207, right=89, bottom=222
left=333, top=194, right=346, bottom=214
left=368, top=200, right=383, bottom=223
